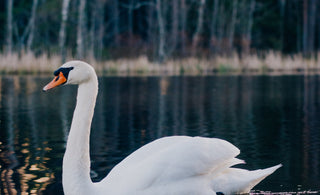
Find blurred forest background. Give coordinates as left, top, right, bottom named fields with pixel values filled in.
left=1, top=0, right=320, bottom=73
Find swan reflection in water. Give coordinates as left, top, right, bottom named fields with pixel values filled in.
left=0, top=67, right=320, bottom=194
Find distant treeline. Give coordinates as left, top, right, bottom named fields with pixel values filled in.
left=0, top=0, right=319, bottom=62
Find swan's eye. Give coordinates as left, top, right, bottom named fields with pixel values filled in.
left=54, top=67, right=74, bottom=79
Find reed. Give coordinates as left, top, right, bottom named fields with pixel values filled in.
left=0, top=52, right=61, bottom=74
left=1, top=52, right=320, bottom=75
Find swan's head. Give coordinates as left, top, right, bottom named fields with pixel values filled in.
left=43, top=60, right=96, bottom=91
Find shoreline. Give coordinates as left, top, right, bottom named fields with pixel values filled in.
left=1, top=52, right=320, bottom=76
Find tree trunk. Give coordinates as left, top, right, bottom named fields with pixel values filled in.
left=27, top=0, right=39, bottom=53
left=146, top=5, right=156, bottom=56
left=242, top=0, right=255, bottom=55
left=156, top=0, right=165, bottom=63
left=227, top=0, right=238, bottom=54
left=308, top=0, right=316, bottom=52
left=59, top=0, right=71, bottom=63
left=168, top=0, right=179, bottom=56
left=217, top=2, right=226, bottom=54
left=128, top=0, right=134, bottom=46
left=303, top=0, right=308, bottom=56
left=112, top=0, right=120, bottom=47
left=279, top=0, right=285, bottom=52
left=210, top=0, right=219, bottom=55
left=88, top=1, right=96, bottom=60
left=318, top=1, right=320, bottom=51
left=77, top=0, right=86, bottom=59
left=296, top=0, right=302, bottom=52
left=95, top=0, right=105, bottom=60
left=246, top=0, right=255, bottom=42
left=6, top=0, right=14, bottom=54
left=191, top=0, right=206, bottom=56
left=180, top=0, right=187, bottom=56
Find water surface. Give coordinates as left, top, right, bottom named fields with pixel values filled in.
left=0, top=75, right=319, bottom=194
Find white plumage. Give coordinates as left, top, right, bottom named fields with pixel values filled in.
left=44, top=61, right=282, bottom=195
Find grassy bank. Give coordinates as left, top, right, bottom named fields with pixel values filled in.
left=1, top=52, right=320, bottom=75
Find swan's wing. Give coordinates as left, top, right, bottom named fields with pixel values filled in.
left=99, top=136, right=240, bottom=193
left=211, top=164, right=282, bottom=194
left=106, top=136, right=193, bottom=174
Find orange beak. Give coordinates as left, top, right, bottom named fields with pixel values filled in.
left=43, top=72, right=67, bottom=91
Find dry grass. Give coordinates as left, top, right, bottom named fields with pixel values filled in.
left=1, top=52, right=320, bottom=75
left=0, top=52, right=61, bottom=74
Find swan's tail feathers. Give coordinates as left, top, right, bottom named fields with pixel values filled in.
left=237, top=164, right=282, bottom=194
left=249, top=164, right=282, bottom=186
left=211, top=164, right=282, bottom=195
left=258, top=164, right=283, bottom=176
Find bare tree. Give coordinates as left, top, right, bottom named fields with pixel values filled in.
left=6, top=0, right=14, bottom=54
left=301, top=0, right=317, bottom=55
left=180, top=0, right=187, bottom=56
left=303, top=0, right=308, bottom=56
left=210, top=0, right=219, bottom=55
left=127, top=0, right=134, bottom=45
left=279, top=0, right=285, bottom=51
left=167, top=0, right=179, bottom=56
left=88, top=1, right=96, bottom=59
left=308, top=0, right=316, bottom=52
left=2, top=0, right=317, bottom=61
left=156, top=0, right=165, bottom=63
left=112, top=0, right=120, bottom=46
left=242, top=0, right=255, bottom=55
left=88, top=0, right=106, bottom=60
left=96, top=0, right=106, bottom=60
left=59, top=0, right=71, bottom=62
left=227, top=0, right=238, bottom=53
left=77, top=0, right=86, bottom=59
left=27, top=0, right=39, bottom=52
left=293, top=0, right=302, bottom=52
left=216, top=1, right=226, bottom=53
left=318, top=1, right=320, bottom=51
left=191, top=0, right=206, bottom=56
left=146, top=5, right=156, bottom=56
left=247, top=0, right=255, bottom=46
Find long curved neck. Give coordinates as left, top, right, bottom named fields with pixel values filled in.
left=63, top=76, right=98, bottom=194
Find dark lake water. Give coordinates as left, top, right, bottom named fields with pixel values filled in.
left=0, top=75, right=319, bottom=194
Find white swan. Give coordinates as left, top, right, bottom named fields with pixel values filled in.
left=43, top=60, right=282, bottom=195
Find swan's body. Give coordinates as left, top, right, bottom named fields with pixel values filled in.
left=43, top=61, right=281, bottom=195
